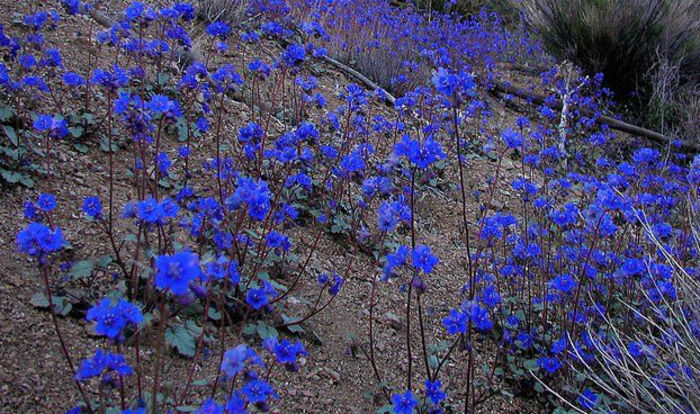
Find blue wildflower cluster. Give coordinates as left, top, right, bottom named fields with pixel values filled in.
left=5, top=0, right=698, bottom=413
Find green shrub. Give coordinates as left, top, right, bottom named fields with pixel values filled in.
left=514, top=0, right=699, bottom=107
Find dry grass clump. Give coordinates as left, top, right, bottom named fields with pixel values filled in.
left=196, top=0, right=250, bottom=24
left=568, top=201, right=700, bottom=413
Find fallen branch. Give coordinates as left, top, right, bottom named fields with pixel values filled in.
left=491, top=81, right=700, bottom=152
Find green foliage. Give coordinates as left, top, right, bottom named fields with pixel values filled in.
left=165, top=320, right=206, bottom=358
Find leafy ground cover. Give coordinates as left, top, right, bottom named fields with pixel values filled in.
left=0, top=1, right=697, bottom=413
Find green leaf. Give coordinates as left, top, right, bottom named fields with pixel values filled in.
left=70, top=126, right=84, bottom=138
left=96, top=255, right=114, bottom=268
left=69, top=260, right=94, bottom=280
left=242, top=323, right=257, bottom=336
left=376, top=405, right=394, bottom=414
left=123, top=234, right=138, bottom=243
left=82, top=112, right=95, bottom=124
left=3, top=125, right=17, bottom=146
left=53, top=296, right=73, bottom=316
left=207, top=306, right=221, bottom=321
left=175, top=117, right=188, bottom=142
left=165, top=322, right=198, bottom=357
left=74, top=143, right=89, bottom=153
left=281, top=314, right=305, bottom=334
left=158, top=73, right=170, bottom=86
left=100, top=139, right=117, bottom=153
left=428, top=355, right=439, bottom=369
left=1, top=169, right=21, bottom=183
left=30, top=292, right=50, bottom=308
left=524, top=359, right=539, bottom=371
left=256, top=322, right=278, bottom=339
left=19, top=175, right=34, bottom=188
left=0, top=105, right=13, bottom=122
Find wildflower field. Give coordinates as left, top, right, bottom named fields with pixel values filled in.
left=0, top=0, right=698, bottom=413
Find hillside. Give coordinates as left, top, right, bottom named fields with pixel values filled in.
left=0, top=1, right=697, bottom=413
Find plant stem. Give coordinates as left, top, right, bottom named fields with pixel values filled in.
left=42, top=267, right=93, bottom=413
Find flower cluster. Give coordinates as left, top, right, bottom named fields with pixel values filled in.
left=6, top=1, right=698, bottom=413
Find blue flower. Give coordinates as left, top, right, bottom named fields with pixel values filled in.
left=282, top=44, right=306, bottom=66
left=136, top=197, right=178, bottom=224
left=226, top=391, right=246, bottom=413
left=432, top=67, right=458, bottom=96
left=246, top=286, right=271, bottom=310
left=621, top=257, right=644, bottom=276
left=340, top=149, right=366, bottom=174
left=577, top=388, right=598, bottom=411
left=221, top=344, right=262, bottom=379
left=431, top=67, right=474, bottom=98
left=425, top=379, right=446, bottom=404
left=206, top=21, right=231, bottom=39
left=76, top=349, right=133, bottom=381
left=61, top=0, right=82, bottom=15
left=157, top=152, right=172, bottom=176
left=377, top=200, right=403, bottom=232
left=501, top=128, right=523, bottom=149
left=550, top=203, right=579, bottom=228
left=265, top=338, right=308, bottom=371
left=392, top=390, right=418, bottom=414
left=91, top=66, right=129, bottom=91
left=148, top=95, right=181, bottom=119
left=136, top=197, right=163, bottom=223
left=121, top=409, right=145, bottom=414
left=195, top=399, right=223, bottom=414
left=266, top=231, right=291, bottom=252
left=537, top=356, right=561, bottom=374
left=627, top=341, right=654, bottom=359
left=124, top=2, right=145, bottom=21
left=241, top=379, right=277, bottom=403
left=226, top=178, right=271, bottom=221
left=212, top=64, right=243, bottom=92
left=154, top=251, right=201, bottom=295
left=443, top=309, right=467, bottom=335
left=549, top=274, right=577, bottom=294
left=24, top=201, right=36, bottom=219
left=412, top=245, right=439, bottom=274
left=33, top=115, right=68, bottom=138
left=383, top=245, right=410, bottom=279
left=329, top=272, right=343, bottom=295
left=516, top=331, right=533, bottom=349
left=37, top=193, right=57, bottom=211
left=238, top=122, right=263, bottom=143
left=62, top=71, right=85, bottom=87
left=82, top=196, right=102, bottom=219
left=205, top=255, right=229, bottom=280
left=394, top=135, right=445, bottom=170
left=480, top=284, right=501, bottom=308
left=463, top=300, right=493, bottom=331
left=17, top=222, right=65, bottom=257
left=173, top=3, right=195, bottom=20
left=86, top=297, right=142, bottom=340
